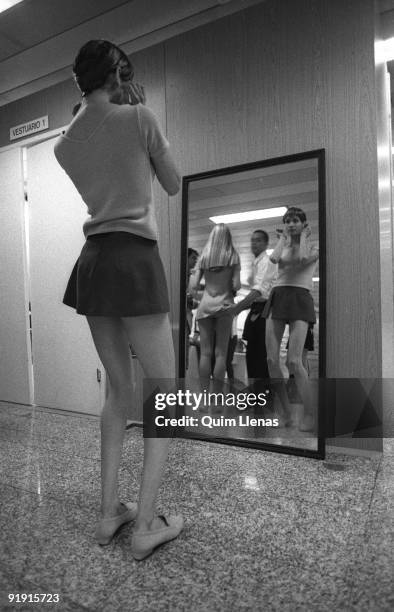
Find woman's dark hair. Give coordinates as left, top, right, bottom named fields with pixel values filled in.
left=73, top=40, right=133, bottom=96
left=283, top=206, right=307, bottom=224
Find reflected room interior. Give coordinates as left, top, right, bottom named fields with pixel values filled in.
left=180, top=152, right=324, bottom=457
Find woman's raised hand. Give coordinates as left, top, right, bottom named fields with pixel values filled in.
left=277, top=226, right=290, bottom=242
left=123, top=82, right=146, bottom=105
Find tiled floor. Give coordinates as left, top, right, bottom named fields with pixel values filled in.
left=0, top=402, right=393, bottom=611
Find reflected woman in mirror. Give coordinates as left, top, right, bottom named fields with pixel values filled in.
left=190, top=224, right=241, bottom=383
left=186, top=248, right=200, bottom=369
left=54, top=40, right=183, bottom=560
left=263, top=207, right=319, bottom=431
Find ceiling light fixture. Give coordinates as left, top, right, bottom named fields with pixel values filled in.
left=0, top=0, right=24, bottom=14
left=210, top=207, right=288, bottom=224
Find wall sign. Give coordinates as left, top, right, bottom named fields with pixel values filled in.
left=10, top=116, right=49, bottom=141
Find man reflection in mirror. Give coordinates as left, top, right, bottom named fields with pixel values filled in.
left=229, top=229, right=277, bottom=397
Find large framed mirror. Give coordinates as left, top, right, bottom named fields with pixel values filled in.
left=178, top=150, right=325, bottom=459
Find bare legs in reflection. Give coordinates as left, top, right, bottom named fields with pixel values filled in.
left=265, top=316, right=292, bottom=426
left=197, top=315, right=234, bottom=414
left=198, top=315, right=233, bottom=381
left=288, top=320, right=314, bottom=429
left=266, top=315, right=314, bottom=429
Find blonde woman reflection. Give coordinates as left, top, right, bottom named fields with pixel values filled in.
left=190, top=224, right=241, bottom=382
left=263, top=207, right=319, bottom=431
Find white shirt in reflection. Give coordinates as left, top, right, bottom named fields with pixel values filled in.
left=247, top=251, right=277, bottom=301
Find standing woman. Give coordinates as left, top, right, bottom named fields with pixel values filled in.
left=190, top=224, right=241, bottom=382
left=263, top=207, right=319, bottom=431
left=54, top=40, right=183, bottom=560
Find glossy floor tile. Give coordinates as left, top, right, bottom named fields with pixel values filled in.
left=0, top=402, right=393, bottom=611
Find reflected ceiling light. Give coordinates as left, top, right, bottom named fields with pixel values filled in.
left=313, top=277, right=319, bottom=282
left=375, top=37, right=394, bottom=63
left=210, top=207, right=287, bottom=224
left=0, top=0, right=23, bottom=12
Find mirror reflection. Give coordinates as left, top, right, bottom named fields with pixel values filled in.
left=182, top=154, right=323, bottom=454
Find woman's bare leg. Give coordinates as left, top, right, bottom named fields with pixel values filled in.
left=87, top=316, right=134, bottom=518
left=288, top=320, right=314, bottom=427
left=265, top=316, right=291, bottom=421
left=212, top=315, right=233, bottom=381
left=121, top=313, right=176, bottom=532
left=198, top=317, right=215, bottom=380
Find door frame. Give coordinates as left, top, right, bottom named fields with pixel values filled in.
left=0, top=125, right=107, bottom=413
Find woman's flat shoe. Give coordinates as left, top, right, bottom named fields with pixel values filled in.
left=131, top=515, right=184, bottom=561
left=95, top=502, right=138, bottom=546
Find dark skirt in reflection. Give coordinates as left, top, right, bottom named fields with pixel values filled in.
left=262, top=286, right=316, bottom=324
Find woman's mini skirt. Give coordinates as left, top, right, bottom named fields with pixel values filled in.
left=63, top=232, right=170, bottom=316
left=262, top=286, right=316, bottom=324
left=196, top=291, right=234, bottom=320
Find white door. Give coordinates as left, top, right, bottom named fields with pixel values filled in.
left=0, top=148, right=33, bottom=404
left=26, top=136, right=103, bottom=414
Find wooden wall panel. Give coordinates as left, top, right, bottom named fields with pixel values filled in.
left=166, top=0, right=381, bottom=378
left=128, top=44, right=173, bottom=310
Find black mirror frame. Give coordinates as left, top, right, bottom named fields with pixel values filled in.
left=178, top=149, right=326, bottom=460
